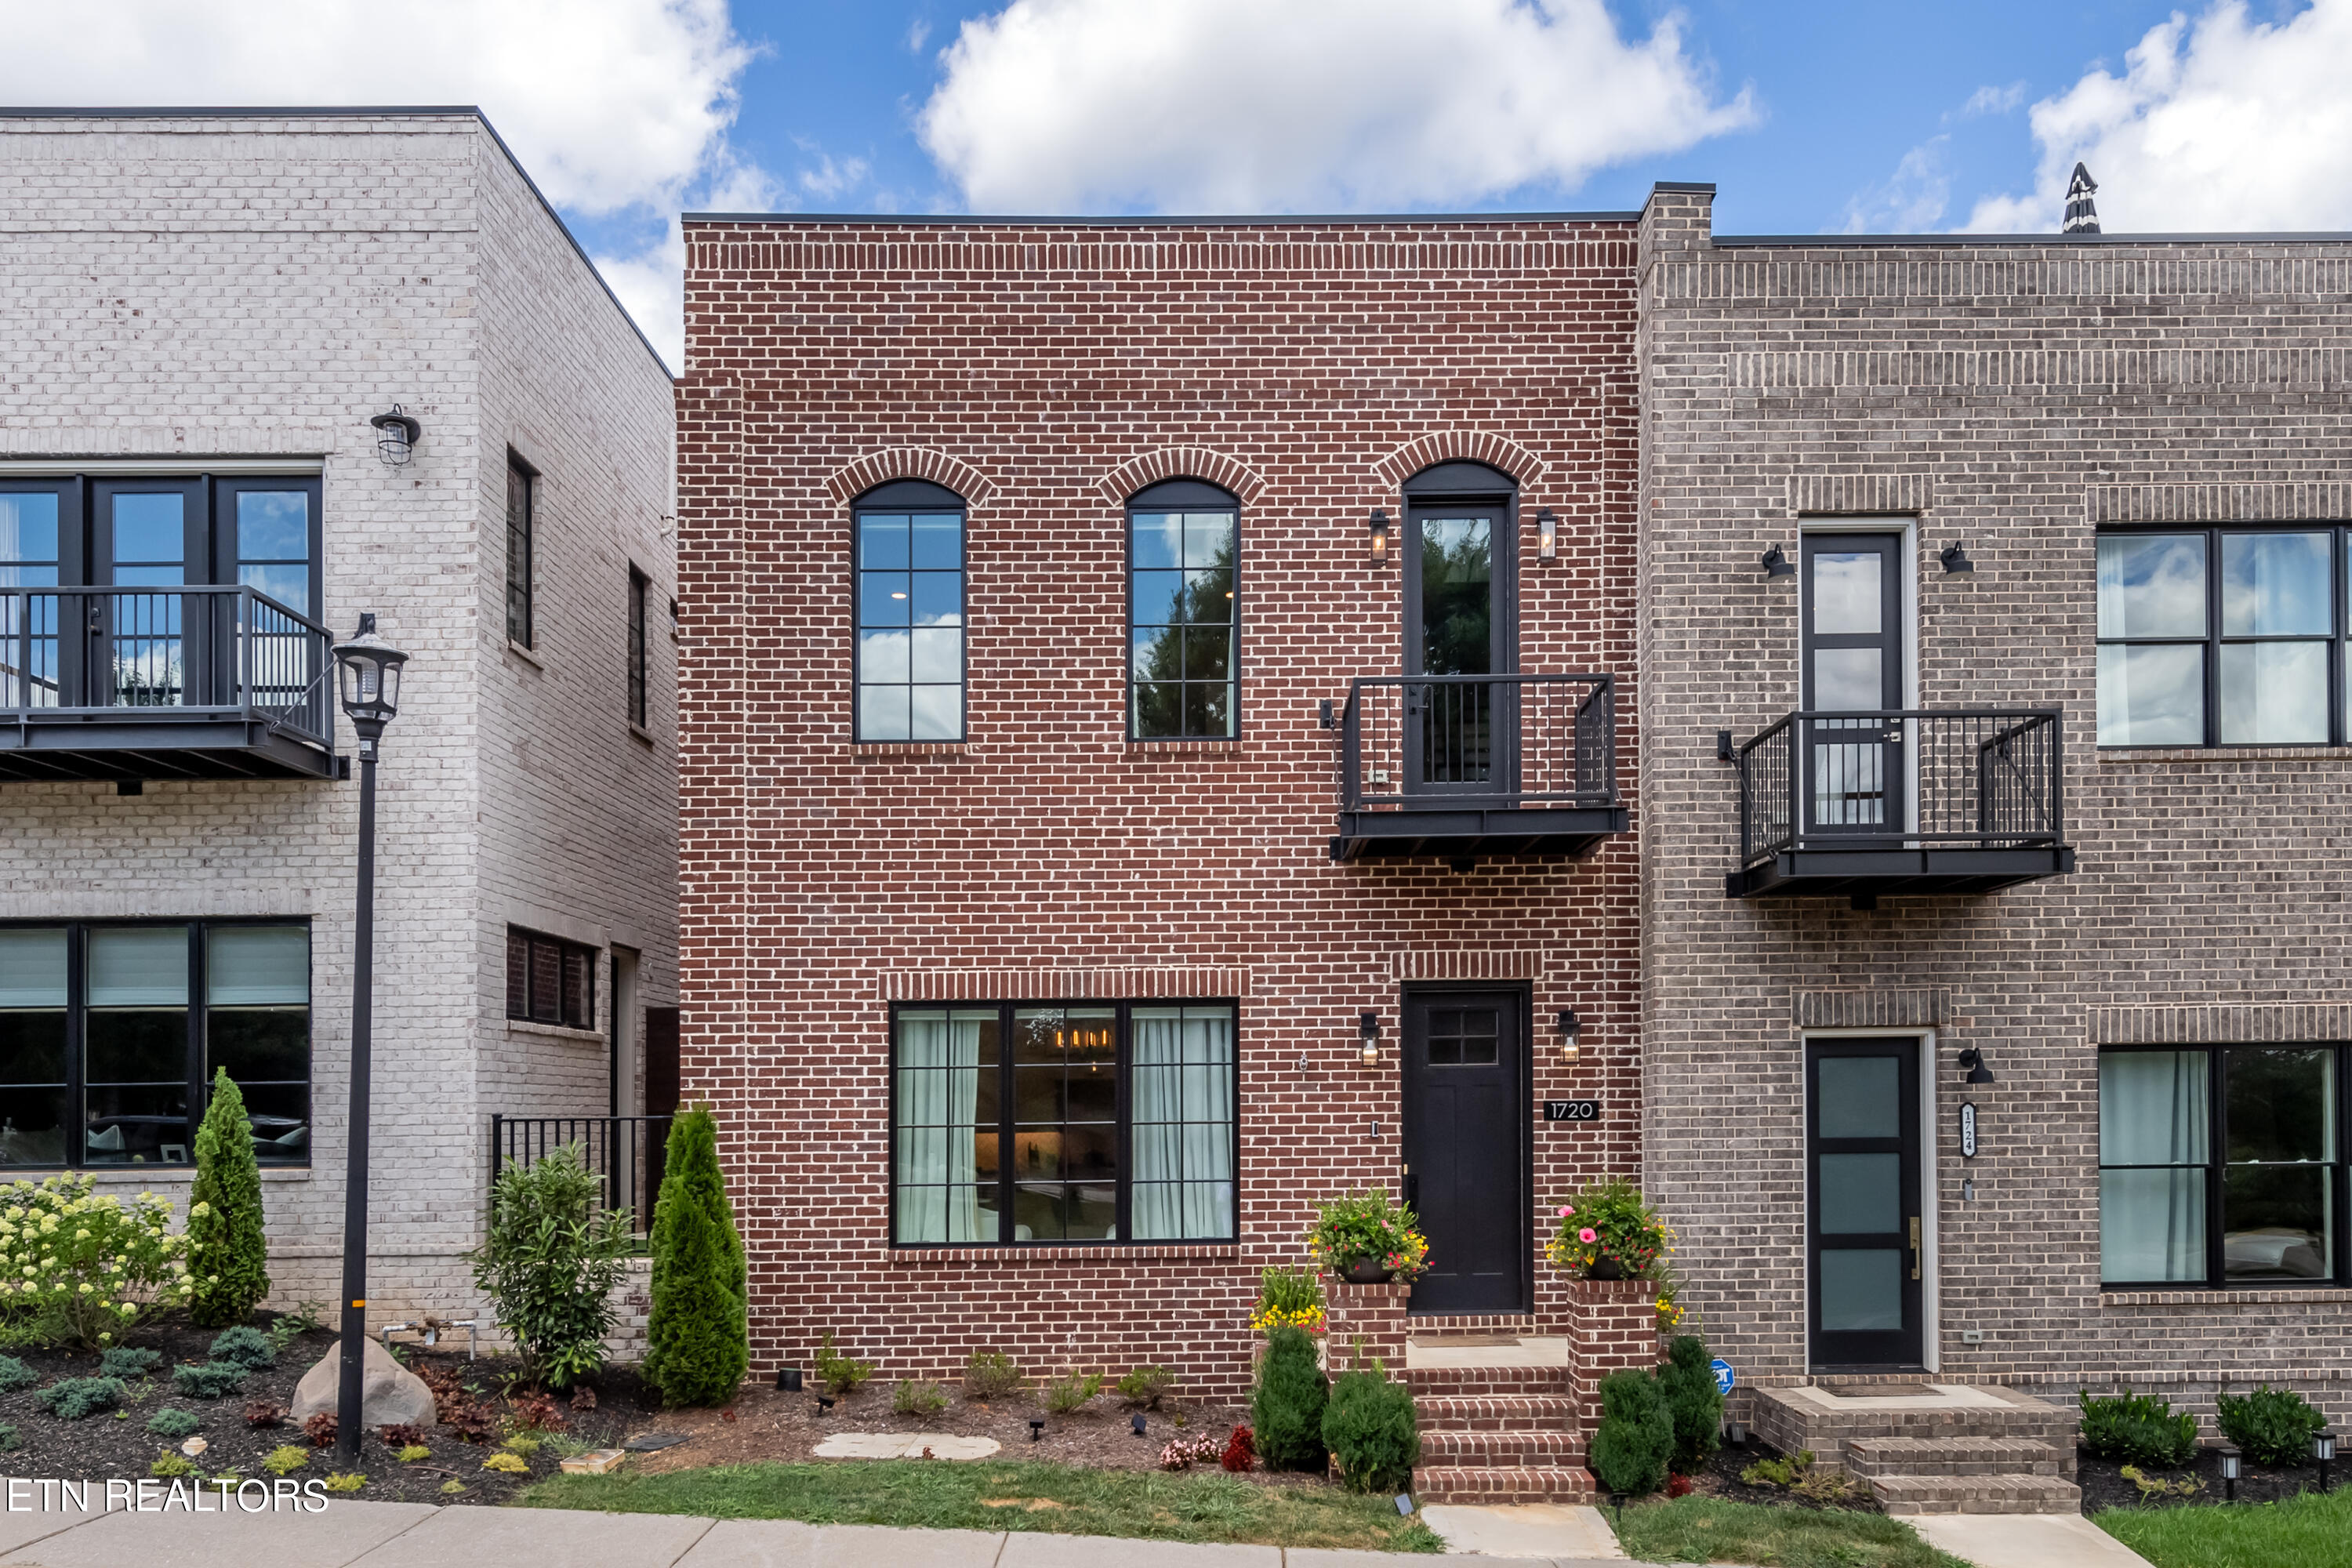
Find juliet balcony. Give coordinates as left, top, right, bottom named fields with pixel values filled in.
left=1334, top=673, right=1627, bottom=862
left=1, top=586, right=339, bottom=782
left=1728, top=708, right=2074, bottom=899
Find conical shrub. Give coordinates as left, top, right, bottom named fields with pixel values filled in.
left=1250, top=1323, right=1329, bottom=1472
left=1657, top=1334, right=1724, bottom=1472
left=1588, top=1368, right=1674, bottom=1497
left=187, top=1069, right=269, bottom=1328
left=642, top=1106, right=749, bottom=1406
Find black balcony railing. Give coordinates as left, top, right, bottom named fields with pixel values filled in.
left=1340, top=673, right=1618, bottom=811
left=0, top=586, right=336, bottom=772
left=1730, top=708, right=2071, bottom=896
left=488, top=1114, right=675, bottom=1239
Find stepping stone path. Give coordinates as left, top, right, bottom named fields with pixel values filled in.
left=811, top=1432, right=1003, bottom=1460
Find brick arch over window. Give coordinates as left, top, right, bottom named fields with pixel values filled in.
left=1094, top=447, right=1267, bottom=508
left=823, top=448, right=996, bottom=512
left=1370, top=433, right=1545, bottom=494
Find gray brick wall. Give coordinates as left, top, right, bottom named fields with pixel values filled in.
left=1635, top=184, right=2352, bottom=1418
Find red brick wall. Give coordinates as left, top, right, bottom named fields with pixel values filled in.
left=677, top=218, right=1643, bottom=1399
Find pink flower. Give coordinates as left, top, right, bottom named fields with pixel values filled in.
left=1578, top=1228, right=1598, bottom=1243
left=1556, top=1206, right=1573, bottom=1218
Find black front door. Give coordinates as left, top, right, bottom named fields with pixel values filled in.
left=1806, top=1038, right=1926, bottom=1368
left=1801, top=532, right=1904, bottom=840
left=1403, top=505, right=1510, bottom=796
left=1402, top=989, right=1526, bottom=1313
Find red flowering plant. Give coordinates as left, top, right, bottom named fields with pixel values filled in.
left=1544, top=1178, right=1670, bottom=1282
left=1303, top=1190, right=1431, bottom=1284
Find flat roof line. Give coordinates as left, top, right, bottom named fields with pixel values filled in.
left=1717, top=231, right=2352, bottom=247
left=684, top=210, right=1642, bottom=228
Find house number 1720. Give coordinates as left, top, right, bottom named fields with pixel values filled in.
left=1544, top=1100, right=1600, bottom=1122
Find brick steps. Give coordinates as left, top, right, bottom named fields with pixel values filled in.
left=1402, top=1365, right=1570, bottom=1398
left=1422, top=1428, right=1586, bottom=1467
left=1414, top=1464, right=1597, bottom=1504
left=1848, top=1436, right=2065, bottom=1479
left=1415, top=1393, right=1580, bottom=1430
left=1869, top=1472, right=2084, bottom=1515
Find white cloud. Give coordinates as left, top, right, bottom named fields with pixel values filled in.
left=0, top=0, right=768, bottom=367
left=1840, top=136, right=1953, bottom=234
left=909, top=18, right=934, bottom=53
left=1960, top=82, right=2025, bottom=118
left=1964, top=0, right=2352, bottom=233
left=917, top=0, right=1755, bottom=212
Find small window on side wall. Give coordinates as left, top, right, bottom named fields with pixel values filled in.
left=1127, top=479, right=1237, bottom=739
left=854, top=480, right=965, bottom=742
left=505, top=927, right=596, bottom=1030
left=506, top=457, right=536, bottom=649
left=627, top=565, right=650, bottom=728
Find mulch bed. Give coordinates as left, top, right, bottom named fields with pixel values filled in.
left=1680, top=1436, right=1887, bottom=1512
left=2076, top=1446, right=2337, bottom=1512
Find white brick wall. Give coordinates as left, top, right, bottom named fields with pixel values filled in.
left=0, top=111, right=675, bottom=1328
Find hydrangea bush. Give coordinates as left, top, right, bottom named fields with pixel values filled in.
left=0, top=1174, right=194, bottom=1348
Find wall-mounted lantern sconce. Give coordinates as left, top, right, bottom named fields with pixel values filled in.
left=1940, top=542, right=1976, bottom=575
left=1759, top=543, right=1795, bottom=579
left=370, top=405, right=421, bottom=466
left=1536, top=508, right=1559, bottom=561
left=1359, top=1011, right=1381, bottom=1066
left=1367, top=510, right=1392, bottom=564
left=1957, top=1047, right=1994, bottom=1086
left=1557, top=1010, right=1582, bottom=1064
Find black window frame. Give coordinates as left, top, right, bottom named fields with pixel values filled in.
left=1125, top=478, right=1240, bottom=741
left=887, top=998, right=1240, bottom=1249
left=2097, top=1041, right=2352, bottom=1290
left=2096, top=522, right=2352, bottom=749
left=0, top=473, right=322, bottom=613
left=626, top=564, right=650, bottom=730
left=0, top=916, right=314, bottom=1171
left=504, top=927, right=597, bottom=1031
left=851, top=480, right=967, bottom=743
left=506, top=455, right=537, bottom=650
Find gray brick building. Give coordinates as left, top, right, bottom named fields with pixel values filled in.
left=1636, top=181, right=2352, bottom=1430
left=0, top=110, right=677, bottom=1334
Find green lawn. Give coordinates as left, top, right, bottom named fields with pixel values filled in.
left=1607, top=1495, right=1969, bottom=1568
left=517, top=1458, right=1444, bottom=1552
left=2096, top=1490, right=2352, bottom=1568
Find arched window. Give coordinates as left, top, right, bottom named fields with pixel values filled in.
left=853, top=480, right=966, bottom=742
left=1127, top=478, right=1238, bottom=739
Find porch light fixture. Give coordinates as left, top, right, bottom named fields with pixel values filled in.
left=1759, top=543, right=1795, bottom=578
left=2318, top=1429, right=2337, bottom=1491
left=1368, top=510, right=1392, bottom=564
left=369, top=405, right=421, bottom=466
left=1536, top=508, right=1559, bottom=561
left=1940, top=541, right=1976, bottom=575
left=2219, top=1443, right=2241, bottom=1501
left=1557, top=1009, right=1582, bottom=1064
left=1359, top=1011, right=1381, bottom=1066
left=1957, top=1047, right=1994, bottom=1086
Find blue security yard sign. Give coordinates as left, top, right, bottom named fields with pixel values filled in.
left=1711, top=1358, right=1735, bottom=1396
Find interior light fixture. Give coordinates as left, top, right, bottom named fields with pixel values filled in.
left=1367, top=510, right=1392, bottom=564
left=1536, top=508, right=1559, bottom=561
left=1759, top=543, right=1795, bottom=578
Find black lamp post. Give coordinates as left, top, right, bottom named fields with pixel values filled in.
left=329, top=613, right=408, bottom=1467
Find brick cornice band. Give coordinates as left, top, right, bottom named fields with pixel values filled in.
left=1093, top=447, right=1268, bottom=506
left=880, top=967, right=1249, bottom=1001
left=1795, top=989, right=1948, bottom=1029
left=1392, top=949, right=1545, bottom=982
left=1373, top=432, right=1547, bottom=492
left=2090, top=1004, right=2352, bottom=1045
left=823, top=448, right=996, bottom=510
left=2089, top=483, right=2352, bottom=523
left=1789, top=474, right=1931, bottom=515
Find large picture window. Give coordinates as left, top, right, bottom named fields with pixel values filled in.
left=1127, top=480, right=1238, bottom=739
left=2100, top=1044, right=2347, bottom=1286
left=854, top=481, right=965, bottom=742
left=0, top=921, right=311, bottom=1168
left=505, top=927, right=597, bottom=1030
left=2097, top=527, right=2351, bottom=746
left=891, top=1000, right=1236, bottom=1246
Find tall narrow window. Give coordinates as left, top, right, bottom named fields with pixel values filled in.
left=206, top=926, right=311, bottom=1164
left=627, top=566, right=650, bottom=728
left=853, top=480, right=965, bottom=742
left=84, top=927, right=191, bottom=1164
left=0, top=928, right=70, bottom=1167
left=506, top=459, right=535, bottom=648
left=0, top=488, right=64, bottom=712
left=1128, top=480, right=1238, bottom=739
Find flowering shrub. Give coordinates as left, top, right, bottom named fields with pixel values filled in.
left=1247, top=1265, right=1327, bottom=1335
left=1159, top=1432, right=1221, bottom=1472
left=0, top=1174, right=193, bottom=1349
left=1302, top=1191, right=1431, bottom=1283
left=1544, top=1179, right=1671, bottom=1281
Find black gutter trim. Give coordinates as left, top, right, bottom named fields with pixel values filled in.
left=0, top=105, right=673, bottom=379
left=1717, top=231, right=2352, bottom=248
left=684, top=210, right=1642, bottom=227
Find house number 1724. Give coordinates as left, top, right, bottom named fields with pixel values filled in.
left=1544, top=1100, right=1601, bottom=1122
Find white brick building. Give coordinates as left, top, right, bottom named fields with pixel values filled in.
left=0, top=109, right=677, bottom=1327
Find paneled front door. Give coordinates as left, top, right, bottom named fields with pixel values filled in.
left=1402, top=989, right=1526, bottom=1313
left=1806, top=1037, right=1926, bottom=1368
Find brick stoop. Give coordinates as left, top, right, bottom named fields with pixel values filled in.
left=1867, top=1472, right=2084, bottom=1515
left=1404, top=1336, right=1593, bottom=1504
left=1414, top=1464, right=1597, bottom=1503
left=1751, top=1386, right=2082, bottom=1516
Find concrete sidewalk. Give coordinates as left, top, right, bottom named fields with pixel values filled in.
left=0, top=1497, right=1684, bottom=1568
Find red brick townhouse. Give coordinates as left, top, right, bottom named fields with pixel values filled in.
left=675, top=209, right=1661, bottom=1496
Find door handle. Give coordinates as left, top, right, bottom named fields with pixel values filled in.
left=1403, top=1172, right=1418, bottom=1209
left=1909, top=1216, right=1922, bottom=1280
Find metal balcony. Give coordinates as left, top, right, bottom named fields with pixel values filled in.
left=1729, top=708, right=2074, bottom=898
left=1, top=586, right=339, bottom=781
left=1334, top=673, right=1627, bottom=862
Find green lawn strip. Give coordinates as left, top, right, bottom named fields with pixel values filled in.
left=1608, top=1495, right=1969, bottom=1568
left=2094, top=1490, right=2352, bottom=1568
left=515, top=1458, right=1443, bottom=1552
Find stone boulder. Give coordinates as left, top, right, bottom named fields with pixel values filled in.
left=291, top=1337, right=437, bottom=1430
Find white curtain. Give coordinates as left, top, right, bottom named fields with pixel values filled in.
left=2100, top=1051, right=2209, bottom=1282
left=1131, top=1007, right=1234, bottom=1240
left=895, top=1013, right=985, bottom=1243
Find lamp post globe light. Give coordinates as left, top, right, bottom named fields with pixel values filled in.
left=329, top=613, right=408, bottom=1465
